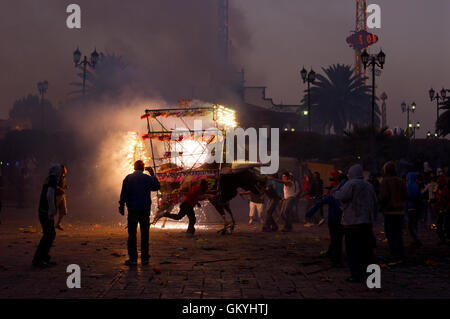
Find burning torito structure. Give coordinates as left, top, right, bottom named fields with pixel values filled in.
left=124, top=131, right=151, bottom=174
left=126, top=102, right=238, bottom=229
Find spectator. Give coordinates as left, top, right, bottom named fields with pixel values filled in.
left=239, top=181, right=265, bottom=226
left=422, top=174, right=438, bottom=228
left=304, top=171, right=324, bottom=227
left=334, top=164, right=378, bottom=283
left=306, top=173, right=347, bottom=267
left=119, top=161, right=160, bottom=266
left=435, top=176, right=450, bottom=245
left=380, top=161, right=408, bottom=264
left=368, top=172, right=381, bottom=199
left=262, top=175, right=283, bottom=232
left=326, top=170, right=341, bottom=195
left=270, top=172, right=300, bottom=232
left=405, top=172, right=425, bottom=248
left=32, top=164, right=63, bottom=268
left=55, top=165, right=68, bottom=230
left=0, top=163, right=3, bottom=223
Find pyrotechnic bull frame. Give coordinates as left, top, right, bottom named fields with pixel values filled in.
left=138, top=101, right=241, bottom=232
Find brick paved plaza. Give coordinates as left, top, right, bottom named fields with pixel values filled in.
left=0, top=206, right=449, bottom=299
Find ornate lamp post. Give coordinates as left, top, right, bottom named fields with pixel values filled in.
left=401, top=101, right=416, bottom=137
left=413, top=121, right=420, bottom=139
left=361, top=49, right=385, bottom=127
left=73, top=47, right=100, bottom=95
left=300, top=67, right=316, bottom=132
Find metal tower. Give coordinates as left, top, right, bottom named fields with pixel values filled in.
left=355, top=0, right=367, bottom=79
left=218, top=0, right=229, bottom=65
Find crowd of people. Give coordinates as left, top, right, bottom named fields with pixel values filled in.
left=30, top=159, right=450, bottom=285
left=239, top=161, right=450, bottom=282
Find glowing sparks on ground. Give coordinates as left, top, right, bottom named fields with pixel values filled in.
left=151, top=221, right=211, bottom=230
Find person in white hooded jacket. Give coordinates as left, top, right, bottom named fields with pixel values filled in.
left=32, top=164, right=62, bottom=268
left=334, top=164, right=378, bottom=283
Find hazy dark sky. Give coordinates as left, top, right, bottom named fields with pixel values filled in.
left=233, top=0, right=450, bottom=136
left=1, top=0, right=449, bottom=137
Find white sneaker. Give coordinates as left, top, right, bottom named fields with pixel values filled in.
left=318, top=218, right=325, bottom=226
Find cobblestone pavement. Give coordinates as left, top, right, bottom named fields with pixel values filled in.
left=0, top=207, right=449, bottom=299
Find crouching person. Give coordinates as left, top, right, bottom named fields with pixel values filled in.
left=119, top=161, right=160, bottom=266
left=32, top=164, right=63, bottom=268
left=163, top=179, right=211, bottom=236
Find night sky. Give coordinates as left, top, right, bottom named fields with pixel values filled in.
left=1, top=0, right=449, bottom=137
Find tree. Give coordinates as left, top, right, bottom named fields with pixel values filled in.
left=344, top=125, right=408, bottom=169
left=299, top=64, right=379, bottom=135
left=9, top=94, right=60, bottom=131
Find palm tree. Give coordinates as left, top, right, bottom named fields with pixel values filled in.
left=344, top=125, right=408, bottom=169
left=299, top=64, right=379, bottom=135
left=437, top=97, right=450, bottom=136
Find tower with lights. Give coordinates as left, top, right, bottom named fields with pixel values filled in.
left=218, top=0, right=229, bottom=65
left=355, top=0, right=367, bottom=80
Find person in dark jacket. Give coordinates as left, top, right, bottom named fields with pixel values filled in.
left=380, top=161, right=408, bottom=263
left=119, top=160, right=160, bottom=266
left=306, top=174, right=347, bottom=266
left=262, top=175, right=283, bottom=232
left=309, top=172, right=325, bottom=225
left=405, top=172, right=424, bottom=248
left=435, top=176, right=450, bottom=244
left=32, top=164, right=63, bottom=268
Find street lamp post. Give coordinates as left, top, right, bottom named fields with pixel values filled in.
left=300, top=67, right=316, bottom=132
left=429, top=87, right=447, bottom=134
left=361, top=49, right=385, bottom=128
left=73, top=47, right=100, bottom=95
left=401, top=101, right=416, bottom=137
left=413, top=121, right=420, bottom=139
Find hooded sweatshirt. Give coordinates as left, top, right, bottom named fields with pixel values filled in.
left=38, top=164, right=62, bottom=218
left=334, top=164, right=378, bottom=226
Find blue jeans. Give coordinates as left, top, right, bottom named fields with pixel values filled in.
left=264, top=197, right=280, bottom=230
left=280, top=197, right=296, bottom=230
